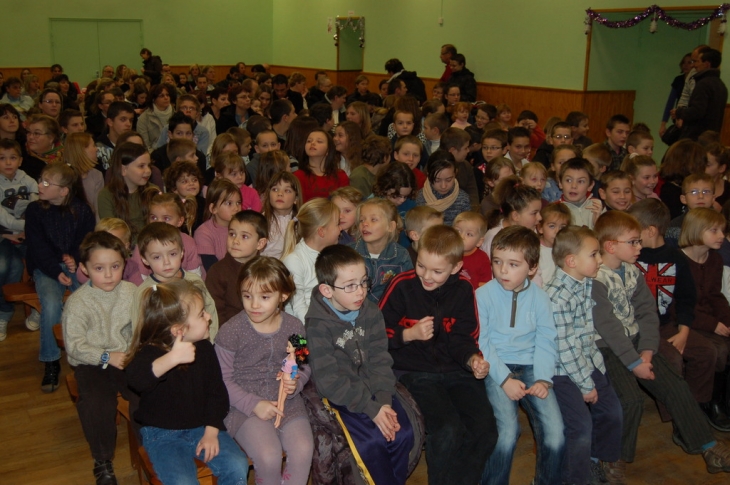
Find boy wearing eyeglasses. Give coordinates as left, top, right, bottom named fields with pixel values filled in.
left=664, top=173, right=715, bottom=247
left=532, top=121, right=573, bottom=167
left=592, top=210, right=730, bottom=478
left=306, top=244, right=414, bottom=485
left=379, top=225, right=497, bottom=485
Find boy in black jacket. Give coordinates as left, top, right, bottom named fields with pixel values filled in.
left=379, top=225, right=497, bottom=485
left=628, top=199, right=730, bottom=430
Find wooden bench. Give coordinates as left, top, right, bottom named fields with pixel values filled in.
left=3, top=280, right=71, bottom=315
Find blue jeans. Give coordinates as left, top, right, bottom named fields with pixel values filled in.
left=0, top=240, right=24, bottom=321
left=34, top=266, right=78, bottom=362
left=482, top=364, right=565, bottom=485
left=140, top=426, right=249, bottom=485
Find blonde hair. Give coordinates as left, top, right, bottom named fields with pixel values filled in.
left=405, top=206, right=443, bottom=235
left=679, top=207, right=726, bottom=248
left=552, top=225, right=598, bottom=268
left=167, top=138, right=197, bottom=162
left=96, top=217, right=131, bottom=247
left=281, top=198, right=339, bottom=258
left=63, top=132, right=97, bottom=174
left=149, top=192, right=197, bottom=235
left=419, top=225, right=464, bottom=266
left=521, top=161, right=547, bottom=179
left=356, top=198, right=402, bottom=244
left=453, top=211, right=488, bottom=237
left=594, top=211, right=642, bottom=246
left=620, top=155, right=656, bottom=178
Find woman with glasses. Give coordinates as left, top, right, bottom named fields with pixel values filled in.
left=136, top=84, right=173, bottom=150
left=23, top=114, right=62, bottom=180
left=35, top=88, right=63, bottom=120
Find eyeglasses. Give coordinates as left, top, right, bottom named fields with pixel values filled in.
left=551, top=134, right=571, bottom=141
left=27, top=131, right=49, bottom=137
left=331, top=277, right=370, bottom=293
left=686, top=189, right=713, bottom=196
left=38, top=179, right=63, bottom=187
left=611, top=239, right=642, bottom=247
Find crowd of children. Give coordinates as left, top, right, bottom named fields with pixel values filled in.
left=5, top=60, right=730, bottom=485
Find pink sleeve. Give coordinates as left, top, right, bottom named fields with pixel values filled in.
left=241, top=186, right=262, bottom=212
left=182, top=234, right=205, bottom=279
left=194, top=221, right=216, bottom=256
left=215, top=344, right=265, bottom=417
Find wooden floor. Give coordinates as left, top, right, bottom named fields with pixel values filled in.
left=1, top=306, right=728, bottom=485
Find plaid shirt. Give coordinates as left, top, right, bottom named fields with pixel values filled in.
left=545, top=268, right=605, bottom=394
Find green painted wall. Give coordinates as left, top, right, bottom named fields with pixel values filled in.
left=0, top=0, right=272, bottom=68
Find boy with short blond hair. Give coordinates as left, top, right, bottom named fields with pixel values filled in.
left=627, top=199, right=729, bottom=430
left=592, top=210, right=730, bottom=476
left=545, top=225, right=623, bottom=485
left=626, top=130, right=654, bottom=158
left=131, top=222, right=219, bottom=340
left=380, top=225, right=497, bottom=485
left=166, top=138, right=198, bottom=164
left=206, top=211, right=268, bottom=323
left=583, top=143, right=613, bottom=180
left=537, top=203, right=571, bottom=285
left=477, top=225, right=564, bottom=485
left=599, top=170, right=633, bottom=211
left=404, top=206, right=444, bottom=265
left=665, top=173, right=715, bottom=247
left=559, top=158, right=603, bottom=228
left=453, top=211, right=491, bottom=289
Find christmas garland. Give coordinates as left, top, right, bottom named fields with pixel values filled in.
left=585, top=4, right=729, bottom=34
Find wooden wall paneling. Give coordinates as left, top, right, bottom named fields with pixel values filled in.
left=582, top=91, right=636, bottom=144
left=479, top=84, right=584, bottom=129
left=721, top=104, right=730, bottom=146
left=1, top=67, right=55, bottom=88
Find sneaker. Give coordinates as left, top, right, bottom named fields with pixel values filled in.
left=601, top=460, right=627, bottom=485
left=590, top=460, right=607, bottom=484
left=41, top=360, right=61, bottom=393
left=703, top=441, right=730, bottom=474
left=0, top=319, right=7, bottom=341
left=25, top=309, right=40, bottom=331
left=93, top=459, right=117, bottom=485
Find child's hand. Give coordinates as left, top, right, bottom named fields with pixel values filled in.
left=469, top=354, right=490, bottom=379
left=3, top=232, right=24, bottom=243
left=502, top=378, right=526, bottom=401
left=583, top=388, right=598, bottom=404
left=373, top=405, right=399, bottom=442
left=403, top=316, right=434, bottom=342
left=62, top=254, right=77, bottom=272
left=108, top=352, right=127, bottom=370
left=253, top=400, right=283, bottom=421
left=170, top=333, right=196, bottom=365
left=58, top=273, right=72, bottom=287
left=639, top=350, right=653, bottom=364
left=632, top=361, right=654, bottom=380
left=715, top=322, right=730, bottom=337
left=667, top=327, right=689, bottom=354
left=526, top=381, right=549, bottom=399
left=590, top=199, right=603, bottom=223
left=195, top=426, right=219, bottom=463
left=282, top=373, right=299, bottom=395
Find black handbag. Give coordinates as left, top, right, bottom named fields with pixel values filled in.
left=661, top=123, right=682, bottom=146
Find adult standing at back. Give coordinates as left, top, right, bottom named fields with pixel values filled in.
left=448, top=54, right=477, bottom=102
left=440, top=44, right=457, bottom=83
left=140, top=48, right=162, bottom=86
left=675, top=48, right=728, bottom=141
left=385, top=59, right=426, bottom=103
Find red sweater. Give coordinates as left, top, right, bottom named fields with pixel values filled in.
left=294, top=169, right=350, bottom=202
left=461, top=248, right=492, bottom=290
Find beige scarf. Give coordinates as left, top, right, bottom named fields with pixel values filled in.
left=423, top=179, right=461, bottom=212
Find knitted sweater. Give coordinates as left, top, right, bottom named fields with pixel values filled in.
left=62, top=280, right=137, bottom=367
left=214, top=311, right=309, bottom=435
left=415, top=185, right=471, bottom=226
left=25, top=198, right=95, bottom=279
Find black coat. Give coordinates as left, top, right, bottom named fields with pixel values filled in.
left=448, top=68, right=477, bottom=102
left=274, top=89, right=304, bottom=114
left=676, top=68, right=728, bottom=141
left=396, top=70, right=426, bottom=103
left=142, top=55, right=163, bottom=85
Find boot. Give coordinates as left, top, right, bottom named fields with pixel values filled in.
left=701, top=401, right=730, bottom=432
left=92, top=459, right=117, bottom=485
left=703, top=441, right=730, bottom=474
left=41, top=360, right=60, bottom=393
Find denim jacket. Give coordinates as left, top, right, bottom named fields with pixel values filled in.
left=350, top=239, right=414, bottom=303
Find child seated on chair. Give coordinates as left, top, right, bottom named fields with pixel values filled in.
left=307, top=245, right=414, bottom=485
left=62, top=231, right=138, bottom=485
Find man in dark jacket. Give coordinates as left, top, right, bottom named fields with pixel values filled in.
left=272, top=74, right=304, bottom=113
left=448, top=53, right=477, bottom=102
left=140, top=48, right=162, bottom=85
left=385, top=58, right=426, bottom=103
left=676, top=48, right=728, bottom=141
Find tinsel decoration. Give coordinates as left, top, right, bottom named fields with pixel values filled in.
left=720, top=11, right=728, bottom=35
left=584, top=14, right=592, bottom=35
left=334, top=16, right=366, bottom=49
left=649, top=12, right=658, bottom=33
left=586, top=4, right=730, bottom=32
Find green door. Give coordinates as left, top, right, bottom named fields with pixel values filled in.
left=50, top=19, right=143, bottom=88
